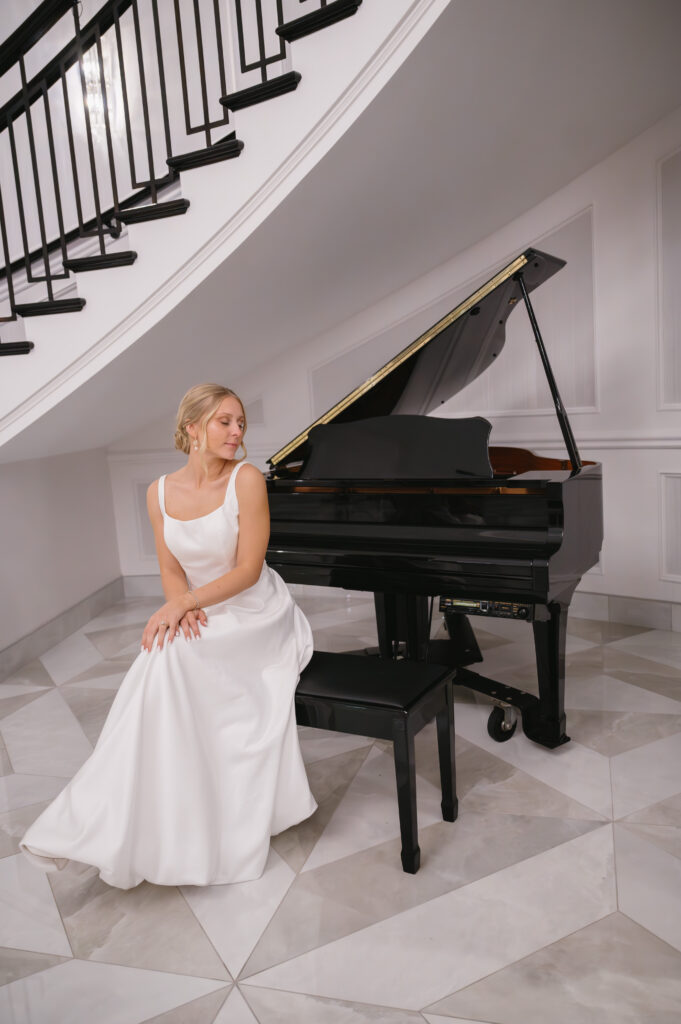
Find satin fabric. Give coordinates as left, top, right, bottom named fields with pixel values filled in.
left=21, top=462, right=316, bottom=888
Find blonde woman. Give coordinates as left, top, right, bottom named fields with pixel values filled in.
left=21, top=384, right=317, bottom=888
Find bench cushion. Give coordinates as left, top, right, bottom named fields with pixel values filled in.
left=297, top=651, right=452, bottom=711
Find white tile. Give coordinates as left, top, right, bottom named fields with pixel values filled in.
left=0, top=682, right=51, bottom=700
left=243, top=827, right=616, bottom=1010
left=0, top=690, right=92, bottom=778
left=0, top=960, right=228, bottom=1024
left=181, top=849, right=295, bottom=978
left=301, top=746, right=445, bottom=873
left=453, top=702, right=613, bottom=817
left=0, top=773, right=65, bottom=814
left=424, top=1017, right=494, bottom=1024
left=60, top=672, right=126, bottom=692
left=0, top=853, right=71, bottom=956
left=614, top=824, right=681, bottom=952
left=611, top=731, right=681, bottom=819
left=308, top=604, right=376, bottom=632
left=299, top=728, right=372, bottom=765
left=214, top=986, right=259, bottom=1023
left=39, top=631, right=103, bottom=685
left=565, top=673, right=681, bottom=713
left=608, top=629, right=681, bottom=672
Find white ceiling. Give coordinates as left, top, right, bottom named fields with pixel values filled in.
left=4, top=0, right=681, bottom=461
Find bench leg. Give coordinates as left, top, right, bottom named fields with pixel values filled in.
left=393, top=724, right=420, bottom=873
left=436, top=682, right=458, bottom=822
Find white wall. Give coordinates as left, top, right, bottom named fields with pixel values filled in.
left=109, top=103, right=681, bottom=611
left=0, top=448, right=120, bottom=650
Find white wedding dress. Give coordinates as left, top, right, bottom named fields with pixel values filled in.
left=21, top=461, right=317, bottom=888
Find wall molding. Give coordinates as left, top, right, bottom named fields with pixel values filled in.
left=659, top=472, right=681, bottom=582
left=656, top=142, right=681, bottom=411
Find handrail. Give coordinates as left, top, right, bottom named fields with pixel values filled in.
left=0, top=0, right=338, bottom=354
left=0, top=0, right=74, bottom=78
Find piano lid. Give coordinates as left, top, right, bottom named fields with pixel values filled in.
left=268, top=248, right=565, bottom=469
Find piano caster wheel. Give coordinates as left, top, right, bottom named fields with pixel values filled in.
left=487, top=705, right=518, bottom=743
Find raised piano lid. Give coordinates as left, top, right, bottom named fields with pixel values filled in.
left=268, top=248, right=566, bottom=471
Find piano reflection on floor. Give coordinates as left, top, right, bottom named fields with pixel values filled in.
left=265, top=249, right=603, bottom=749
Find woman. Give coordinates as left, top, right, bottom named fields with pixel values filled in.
left=21, top=384, right=317, bottom=888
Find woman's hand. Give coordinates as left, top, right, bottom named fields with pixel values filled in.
left=141, top=595, right=193, bottom=652
left=179, top=608, right=208, bottom=641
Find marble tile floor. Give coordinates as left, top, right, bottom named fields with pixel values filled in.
left=1, top=590, right=680, bottom=1023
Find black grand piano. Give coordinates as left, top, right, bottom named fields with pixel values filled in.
left=265, top=249, right=603, bottom=749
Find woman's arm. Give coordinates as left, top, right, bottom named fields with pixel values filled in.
left=141, top=481, right=205, bottom=650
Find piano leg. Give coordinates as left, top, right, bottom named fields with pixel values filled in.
left=374, top=593, right=430, bottom=660
left=523, top=602, right=570, bottom=748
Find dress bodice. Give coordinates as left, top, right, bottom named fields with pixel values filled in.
left=158, top=461, right=246, bottom=589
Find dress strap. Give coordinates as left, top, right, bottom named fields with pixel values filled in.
left=157, top=475, right=167, bottom=519
left=225, top=460, right=248, bottom=511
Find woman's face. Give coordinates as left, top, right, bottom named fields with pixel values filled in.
left=200, top=396, right=245, bottom=458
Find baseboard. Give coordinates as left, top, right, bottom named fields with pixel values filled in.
left=0, top=577, right=124, bottom=680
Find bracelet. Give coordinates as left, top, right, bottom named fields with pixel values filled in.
left=187, top=589, right=200, bottom=611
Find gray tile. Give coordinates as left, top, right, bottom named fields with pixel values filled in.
left=0, top=661, right=55, bottom=690
left=272, top=745, right=372, bottom=872
left=48, top=861, right=230, bottom=980
left=618, top=823, right=681, bottom=862
left=243, top=986, right=425, bottom=1023
left=622, top=790, right=681, bottom=827
left=0, top=690, right=56, bottom=722
left=242, top=813, right=601, bottom=978
left=0, top=800, right=51, bottom=859
left=426, top=912, right=681, bottom=1023
left=84, top=624, right=147, bottom=659
left=0, top=947, right=70, bottom=988
left=59, top=687, right=118, bottom=746
left=566, top=710, right=681, bottom=757
left=141, top=986, right=231, bottom=1023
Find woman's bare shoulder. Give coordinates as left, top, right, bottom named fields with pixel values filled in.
left=234, top=462, right=266, bottom=495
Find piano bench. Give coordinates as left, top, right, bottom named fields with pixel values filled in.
left=295, top=651, right=458, bottom=874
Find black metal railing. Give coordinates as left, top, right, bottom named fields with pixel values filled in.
left=0, top=0, right=359, bottom=355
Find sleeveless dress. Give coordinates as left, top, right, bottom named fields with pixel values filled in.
left=20, top=461, right=317, bottom=889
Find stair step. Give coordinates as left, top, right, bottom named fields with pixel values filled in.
left=0, top=341, right=34, bottom=356
left=64, top=251, right=138, bottom=272
left=117, top=199, right=190, bottom=224
left=167, top=137, right=244, bottom=172
left=221, top=71, right=301, bottom=111
left=15, top=298, right=86, bottom=316
left=277, top=0, right=362, bottom=42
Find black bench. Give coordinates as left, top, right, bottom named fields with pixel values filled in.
left=295, top=651, right=458, bottom=873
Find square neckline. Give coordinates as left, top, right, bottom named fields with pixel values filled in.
left=160, top=463, right=244, bottom=523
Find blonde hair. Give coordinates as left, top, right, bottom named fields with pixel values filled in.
left=174, top=383, right=247, bottom=461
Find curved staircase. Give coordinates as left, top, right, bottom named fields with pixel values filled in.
left=0, top=0, right=449, bottom=459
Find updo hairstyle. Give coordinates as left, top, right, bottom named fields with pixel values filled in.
left=174, top=383, right=247, bottom=460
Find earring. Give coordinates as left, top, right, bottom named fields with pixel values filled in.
left=192, top=440, right=199, bottom=451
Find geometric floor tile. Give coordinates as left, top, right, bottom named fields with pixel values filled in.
left=0, top=854, right=72, bottom=956
left=0, top=690, right=92, bottom=778
left=58, top=687, right=117, bottom=745
left=47, top=860, right=230, bottom=980
left=4, top=592, right=680, bottom=1020
left=181, top=850, right=295, bottom=978
left=39, top=632, right=103, bottom=686
left=611, top=731, right=681, bottom=818
left=272, top=744, right=372, bottom=872
left=0, top=946, right=70, bottom=988
left=566, top=709, right=681, bottom=757
left=241, top=813, right=602, bottom=978
left=613, top=823, right=681, bottom=952
left=300, top=746, right=446, bottom=873
left=213, top=985, right=259, bottom=1022
left=0, top=773, right=65, bottom=814
left=130, top=984, right=231, bottom=1023
left=242, top=986, right=427, bottom=1022
left=453, top=703, right=614, bottom=818
left=243, top=827, right=616, bottom=1009
left=0, top=961, right=228, bottom=1023
left=0, top=800, right=51, bottom=859
left=424, top=911, right=681, bottom=1023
